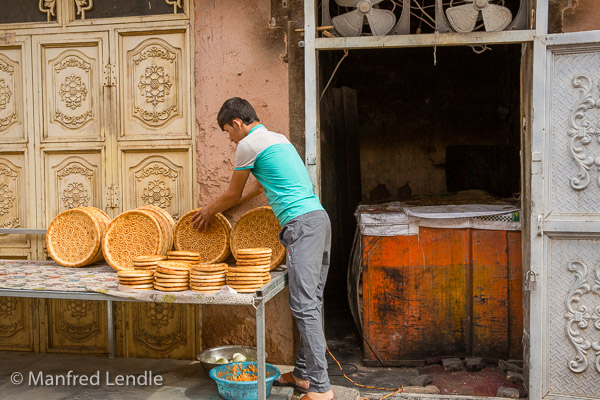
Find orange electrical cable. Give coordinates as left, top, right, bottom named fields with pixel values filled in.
left=326, top=346, right=404, bottom=400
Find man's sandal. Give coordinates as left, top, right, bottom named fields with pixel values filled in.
left=273, top=372, right=309, bottom=393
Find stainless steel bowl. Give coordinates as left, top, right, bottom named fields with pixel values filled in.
left=196, top=345, right=265, bottom=375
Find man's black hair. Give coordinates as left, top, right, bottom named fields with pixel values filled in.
left=217, top=97, right=260, bottom=130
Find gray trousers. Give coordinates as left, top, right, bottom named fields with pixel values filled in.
left=278, top=209, right=331, bottom=393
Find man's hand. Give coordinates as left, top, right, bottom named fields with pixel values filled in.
left=191, top=206, right=215, bottom=232
left=191, top=169, right=252, bottom=232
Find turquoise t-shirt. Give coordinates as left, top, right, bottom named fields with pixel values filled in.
left=234, top=126, right=323, bottom=226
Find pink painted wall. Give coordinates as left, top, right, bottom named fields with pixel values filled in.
left=562, top=0, right=600, bottom=32
left=194, top=0, right=289, bottom=220
left=193, top=0, right=295, bottom=364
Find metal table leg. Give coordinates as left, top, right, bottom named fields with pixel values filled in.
left=256, top=297, right=266, bottom=400
left=107, top=300, right=115, bottom=358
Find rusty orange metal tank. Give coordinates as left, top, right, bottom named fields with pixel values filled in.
left=361, top=227, right=522, bottom=366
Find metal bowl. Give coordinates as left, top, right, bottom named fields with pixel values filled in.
left=197, top=345, right=265, bottom=375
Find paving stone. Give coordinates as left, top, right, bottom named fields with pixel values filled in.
left=424, top=356, right=443, bottom=365
left=497, top=386, right=520, bottom=398
left=506, top=370, right=524, bottom=386
left=498, top=359, right=523, bottom=373
left=409, top=374, right=432, bottom=387
left=332, top=384, right=360, bottom=399
left=465, top=357, right=484, bottom=372
left=442, top=358, right=463, bottom=372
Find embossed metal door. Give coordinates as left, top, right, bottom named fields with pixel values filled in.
left=529, top=31, right=600, bottom=399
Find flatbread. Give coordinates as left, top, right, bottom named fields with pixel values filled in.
left=154, top=281, right=190, bottom=288
left=237, top=247, right=273, bottom=255
left=153, top=285, right=188, bottom=292
left=174, top=208, right=232, bottom=264
left=190, top=272, right=227, bottom=279
left=155, top=271, right=187, bottom=279
left=47, top=207, right=106, bottom=267
left=155, top=268, right=189, bottom=277
left=167, top=250, right=201, bottom=257
left=133, top=255, right=167, bottom=262
left=228, top=267, right=269, bottom=273
left=119, top=283, right=155, bottom=289
left=119, top=279, right=155, bottom=285
left=154, top=277, right=190, bottom=283
left=117, top=270, right=154, bottom=278
left=190, top=284, right=225, bottom=290
left=156, top=261, right=192, bottom=270
left=102, top=209, right=164, bottom=271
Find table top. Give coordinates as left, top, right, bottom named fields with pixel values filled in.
left=0, top=260, right=287, bottom=305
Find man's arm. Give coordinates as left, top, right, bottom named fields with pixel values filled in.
left=191, top=169, right=251, bottom=231
left=235, top=178, right=263, bottom=206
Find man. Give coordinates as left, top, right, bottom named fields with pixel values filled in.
left=191, top=97, right=333, bottom=400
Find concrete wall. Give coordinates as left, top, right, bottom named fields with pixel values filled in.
left=193, top=0, right=295, bottom=364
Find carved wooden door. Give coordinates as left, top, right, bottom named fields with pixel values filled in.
left=529, top=31, right=600, bottom=399
left=0, top=36, right=37, bottom=261
left=116, top=30, right=193, bottom=221
left=33, top=32, right=112, bottom=354
left=34, top=32, right=110, bottom=229
left=0, top=0, right=198, bottom=359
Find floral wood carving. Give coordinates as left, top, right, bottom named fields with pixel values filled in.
left=132, top=46, right=176, bottom=65
left=139, top=64, right=172, bottom=106
left=568, top=76, right=600, bottom=191
left=56, top=161, right=94, bottom=180
left=39, top=0, right=56, bottom=22
left=59, top=74, right=88, bottom=110
left=0, top=161, right=18, bottom=227
left=135, top=162, right=178, bottom=182
left=53, top=54, right=93, bottom=129
left=0, top=298, right=22, bottom=338
left=0, top=79, right=11, bottom=111
left=0, top=58, right=17, bottom=131
left=142, top=180, right=173, bottom=208
left=135, top=303, right=185, bottom=352
left=0, top=183, right=15, bottom=216
left=62, top=182, right=90, bottom=209
left=57, top=300, right=100, bottom=341
left=0, top=217, right=19, bottom=229
left=0, top=297, right=16, bottom=318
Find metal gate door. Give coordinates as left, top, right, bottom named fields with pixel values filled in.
left=529, top=30, right=600, bottom=400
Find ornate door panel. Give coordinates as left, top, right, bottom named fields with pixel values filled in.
left=0, top=38, right=37, bottom=260
left=42, top=299, right=108, bottom=353
left=37, top=34, right=107, bottom=142
left=529, top=33, right=600, bottom=399
left=121, top=150, right=192, bottom=222
left=118, top=31, right=190, bottom=140
left=0, top=154, right=32, bottom=257
left=43, top=151, right=106, bottom=225
left=122, top=303, right=198, bottom=359
left=0, top=297, right=38, bottom=352
left=0, top=47, right=26, bottom=143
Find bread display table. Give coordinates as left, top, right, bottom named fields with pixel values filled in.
left=0, top=260, right=287, bottom=400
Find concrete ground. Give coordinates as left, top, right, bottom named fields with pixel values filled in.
left=0, top=351, right=295, bottom=400
left=0, top=352, right=360, bottom=400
